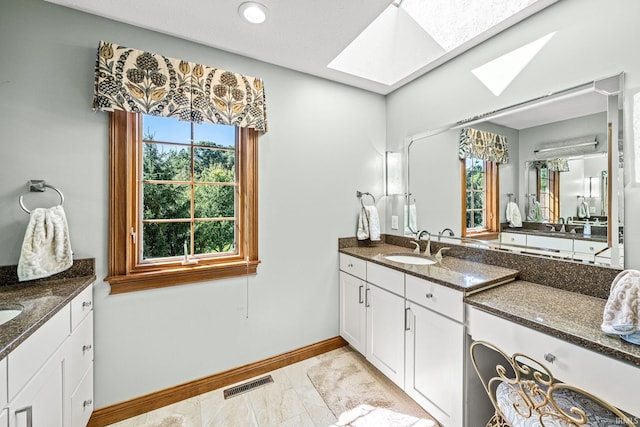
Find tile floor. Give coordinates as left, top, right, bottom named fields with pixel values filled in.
left=108, top=347, right=351, bottom=427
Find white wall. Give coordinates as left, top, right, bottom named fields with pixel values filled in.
left=0, top=0, right=386, bottom=407
left=386, top=0, right=640, bottom=268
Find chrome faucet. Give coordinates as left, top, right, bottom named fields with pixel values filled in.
left=415, top=229, right=431, bottom=256
left=558, top=217, right=566, bottom=232
left=545, top=224, right=556, bottom=232
left=439, top=228, right=455, bottom=239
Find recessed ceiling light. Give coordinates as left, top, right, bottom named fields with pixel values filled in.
left=239, top=2, right=268, bottom=24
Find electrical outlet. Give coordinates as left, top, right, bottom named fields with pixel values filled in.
left=391, top=215, right=398, bottom=230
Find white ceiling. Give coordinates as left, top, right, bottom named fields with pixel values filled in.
left=44, top=0, right=557, bottom=95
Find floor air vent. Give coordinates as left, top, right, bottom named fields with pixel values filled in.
left=223, top=375, right=274, bottom=399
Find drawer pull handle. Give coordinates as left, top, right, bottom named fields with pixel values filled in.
left=83, top=399, right=93, bottom=409
left=348, top=263, right=353, bottom=268
left=405, top=307, right=411, bottom=331
left=82, top=301, right=92, bottom=308
left=589, top=247, right=594, bottom=251
left=544, top=353, right=556, bottom=364
left=358, top=285, right=364, bottom=304
left=425, top=293, right=433, bottom=299
left=365, top=288, right=370, bottom=308
left=16, top=406, right=33, bottom=427
left=83, top=344, right=93, bottom=352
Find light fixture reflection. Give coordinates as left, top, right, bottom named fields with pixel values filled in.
left=386, top=151, right=402, bottom=196
left=239, top=2, right=268, bottom=24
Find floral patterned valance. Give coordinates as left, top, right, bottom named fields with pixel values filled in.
left=93, top=41, right=267, bottom=132
left=459, top=128, right=508, bottom=164
left=533, top=158, right=570, bottom=172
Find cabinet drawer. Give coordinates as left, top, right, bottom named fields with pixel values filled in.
left=69, top=313, right=94, bottom=389
left=526, top=235, right=573, bottom=252
left=71, top=364, right=93, bottom=427
left=467, top=307, right=640, bottom=417
left=500, top=232, right=526, bottom=246
left=366, top=262, right=404, bottom=296
left=573, top=239, right=607, bottom=254
left=8, top=305, right=70, bottom=400
left=71, top=285, right=93, bottom=331
left=406, top=275, right=463, bottom=322
left=339, top=254, right=366, bottom=280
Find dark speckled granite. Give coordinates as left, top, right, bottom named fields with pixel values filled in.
left=466, top=281, right=640, bottom=367
left=361, top=235, right=620, bottom=300
left=340, top=244, right=518, bottom=293
left=0, top=258, right=95, bottom=359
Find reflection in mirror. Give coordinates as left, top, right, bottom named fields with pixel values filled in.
left=404, top=73, right=624, bottom=268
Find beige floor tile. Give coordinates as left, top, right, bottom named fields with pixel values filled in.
left=277, top=412, right=316, bottom=427
left=200, top=390, right=258, bottom=427
left=106, top=413, right=148, bottom=427
left=247, top=382, right=308, bottom=427
left=143, top=396, right=202, bottom=426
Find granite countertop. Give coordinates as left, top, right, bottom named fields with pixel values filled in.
left=0, top=260, right=95, bottom=360
left=340, top=244, right=518, bottom=293
left=465, top=281, right=640, bottom=367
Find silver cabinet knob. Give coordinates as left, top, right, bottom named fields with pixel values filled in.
left=544, top=353, right=556, bottom=364
left=425, top=293, right=433, bottom=299
left=82, top=301, right=92, bottom=308
left=83, top=344, right=93, bottom=353
left=83, top=399, right=93, bottom=408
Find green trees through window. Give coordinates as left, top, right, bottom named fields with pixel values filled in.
left=141, top=116, right=237, bottom=259
left=465, top=157, right=486, bottom=230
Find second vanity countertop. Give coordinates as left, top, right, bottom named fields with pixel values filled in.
left=0, top=274, right=95, bottom=360
left=466, top=281, right=640, bottom=367
left=340, top=244, right=519, bottom=293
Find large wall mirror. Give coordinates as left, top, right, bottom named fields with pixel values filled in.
left=404, top=73, right=624, bottom=268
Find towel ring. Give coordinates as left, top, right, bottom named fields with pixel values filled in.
left=19, top=184, right=65, bottom=214
left=356, top=191, right=376, bottom=207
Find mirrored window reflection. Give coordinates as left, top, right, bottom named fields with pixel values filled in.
left=465, top=158, right=486, bottom=230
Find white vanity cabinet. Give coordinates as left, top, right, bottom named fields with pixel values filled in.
left=405, top=275, right=464, bottom=427
left=365, top=262, right=405, bottom=388
left=338, top=254, right=405, bottom=387
left=4, top=284, right=94, bottom=427
left=67, top=285, right=94, bottom=427
left=468, top=306, right=640, bottom=417
left=339, top=270, right=367, bottom=354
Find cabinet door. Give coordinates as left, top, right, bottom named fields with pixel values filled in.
left=405, top=302, right=463, bottom=427
left=366, top=283, right=405, bottom=388
left=0, top=409, right=7, bottom=427
left=339, top=272, right=366, bottom=354
left=9, top=352, right=63, bottom=427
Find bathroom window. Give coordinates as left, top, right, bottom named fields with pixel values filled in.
left=537, top=165, right=560, bottom=222
left=106, top=111, right=259, bottom=294
left=461, top=158, right=498, bottom=238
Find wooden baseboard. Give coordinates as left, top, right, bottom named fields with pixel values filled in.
left=88, top=336, right=347, bottom=426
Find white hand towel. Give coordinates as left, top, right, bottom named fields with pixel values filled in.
left=17, top=205, right=73, bottom=281
left=602, top=270, right=640, bottom=335
left=505, top=201, right=522, bottom=227
left=357, top=205, right=381, bottom=241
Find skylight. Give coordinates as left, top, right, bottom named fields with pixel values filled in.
left=328, top=0, right=558, bottom=88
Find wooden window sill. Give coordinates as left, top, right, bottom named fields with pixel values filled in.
left=105, top=260, right=260, bottom=294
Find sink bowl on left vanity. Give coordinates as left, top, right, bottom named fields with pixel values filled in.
left=0, top=269, right=95, bottom=427
left=338, top=244, right=518, bottom=427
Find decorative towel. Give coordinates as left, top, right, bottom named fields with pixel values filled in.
left=17, top=205, right=73, bottom=281
left=505, top=201, right=522, bottom=227
left=601, top=270, right=640, bottom=335
left=578, top=200, right=590, bottom=219
left=527, top=200, right=543, bottom=222
left=357, top=205, right=381, bottom=241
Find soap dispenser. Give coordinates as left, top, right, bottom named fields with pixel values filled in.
left=583, top=219, right=591, bottom=236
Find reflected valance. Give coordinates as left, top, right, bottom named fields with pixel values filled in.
left=93, top=41, right=267, bottom=132
left=459, top=128, right=508, bottom=164
left=532, top=158, right=570, bottom=172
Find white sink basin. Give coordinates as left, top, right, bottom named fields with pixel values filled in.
left=0, top=309, right=22, bottom=326
left=384, top=254, right=437, bottom=265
